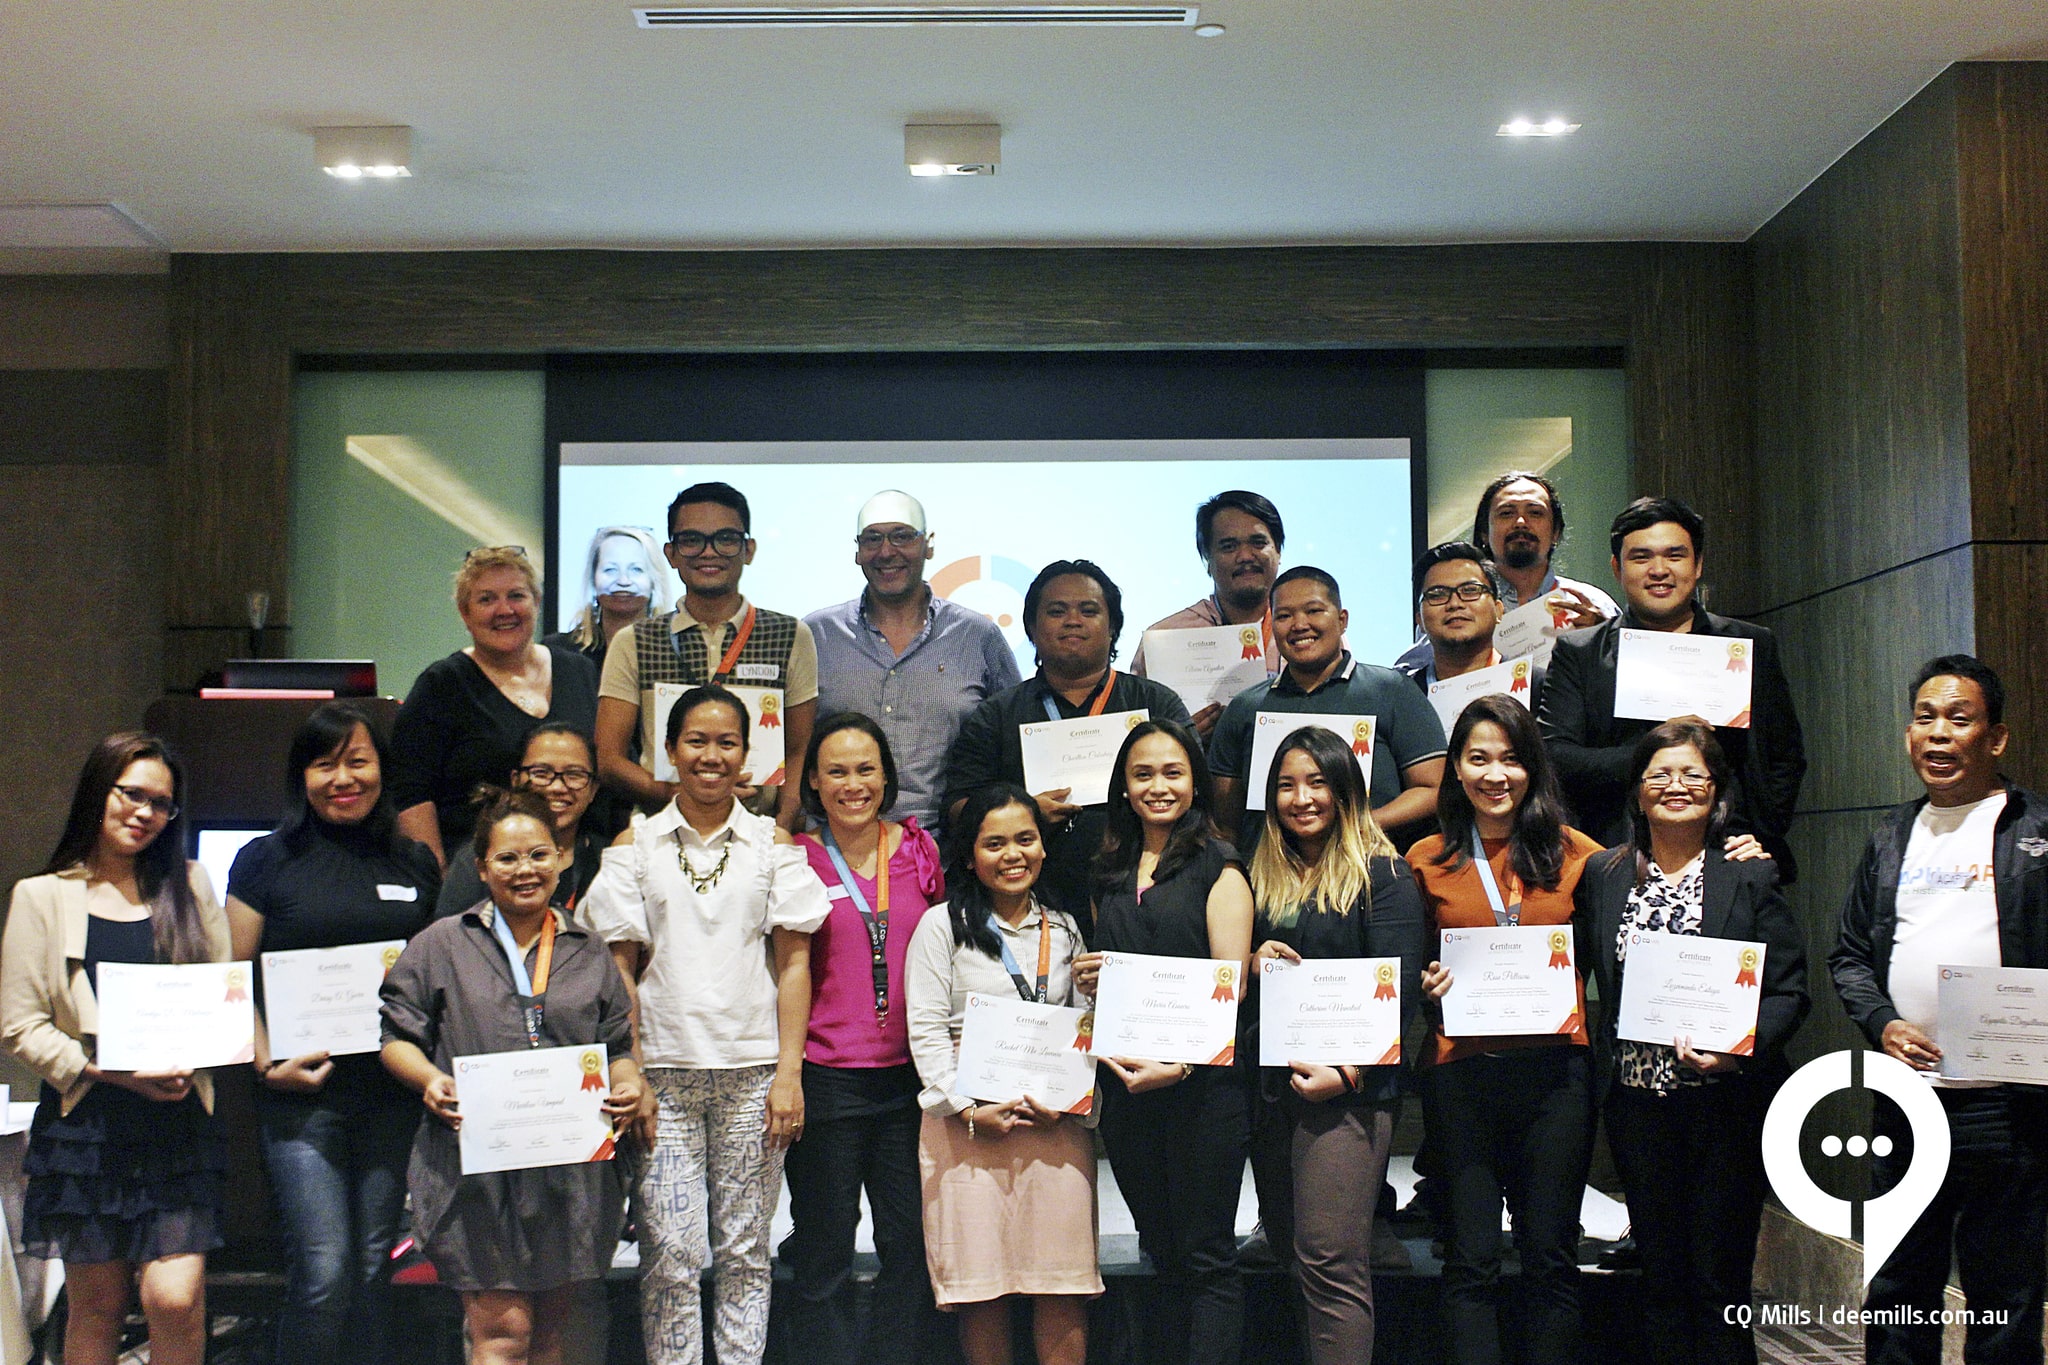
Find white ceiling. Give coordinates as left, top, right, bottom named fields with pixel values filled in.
left=1, top=0, right=2043, bottom=260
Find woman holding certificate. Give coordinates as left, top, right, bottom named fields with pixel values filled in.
left=379, top=787, right=646, bottom=1365
left=581, top=684, right=829, bottom=1365
left=1073, top=719, right=1253, bottom=1365
left=225, top=703, right=440, bottom=1365
left=1574, top=720, right=1809, bottom=1365
left=1408, top=696, right=1602, bottom=1365
left=0, top=732, right=229, bottom=1365
left=1243, top=726, right=1424, bottom=1365
left=783, top=714, right=946, bottom=1365
left=904, top=783, right=1100, bottom=1365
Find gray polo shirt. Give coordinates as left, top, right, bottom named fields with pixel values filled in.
left=1209, top=652, right=1448, bottom=810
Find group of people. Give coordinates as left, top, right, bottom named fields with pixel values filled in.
left=0, top=468, right=2041, bottom=1365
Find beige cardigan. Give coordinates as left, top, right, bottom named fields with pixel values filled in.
left=0, top=863, right=230, bottom=1115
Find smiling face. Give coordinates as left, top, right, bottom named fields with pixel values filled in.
left=480, top=813, right=561, bottom=916
left=1637, top=742, right=1716, bottom=839
left=1204, top=507, right=1281, bottom=614
left=1908, top=674, right=2007, bottom=807
left=592, top=533, right=656, bottom=614
left=1456, top=719, right=1528, bottom=829
left=305, top=722, right=381, bottom=826
left=1613, top=521, right=1702, bottom=629
left=855, top=521, right=933, bottom=605
left=1418, top=558, right=1504, bottom=650
left=1274, top=746, right=1336, bottom=851
left=810, top=726, right=887, bottom=834
left=1271, top=577, right=1348, bottom=674
left=1123, top=731, right=1195, bottom=833
left=665, top=501, right=755, bottom=598
left=459, top=565, right=538, bottom=653
left=513, top=729, right=598, bottom=834
left=1028, top=572, right=1113, bottom=676
left=1486, top=477, right=1556, bottom=571
left=972, top=800, right=1046, bottom=900
left=99, top=756, right=176, bottom=863
left=668, top=698, right=748, bottom=808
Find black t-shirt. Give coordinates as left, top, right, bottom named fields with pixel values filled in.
left=388, top=644, right=600, bottom=852
left=229, top=820, right=440, bottom=1101
left=1093, top=838, right=1237, bottom=960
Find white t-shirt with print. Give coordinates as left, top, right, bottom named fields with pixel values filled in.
left=1889, top=790, right=2004, bottom=1087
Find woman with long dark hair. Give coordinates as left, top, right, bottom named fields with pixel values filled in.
left=904, top=782, right=1100, bottom=1365
left=1072, top=719, right=1252, bottom=1365
left=1408, top=695, right=1602, bottom=1365
left=782, top=712, right=946, bottom=1365
left=1574, top=720, right=1808, bottom=1365
left=225, top=702, right=441, bottom=1365
left=1244, top=726, right=1424, bottom=1365
left=0, top=732, right=229, bottom=1365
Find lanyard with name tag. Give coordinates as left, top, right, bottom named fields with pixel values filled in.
left=1470, top=831, right=1524, bottom=928
left=822, top=826, right=893, bottom=1021
left=990, top=907, right=1054, bottom=1004
left=489, top=908, right=557, bottom=1048
left=672, top=604, right=759, bottom=684
left=1040, top=668, right=1118, bottom=723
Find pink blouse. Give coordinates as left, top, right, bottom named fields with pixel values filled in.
left=796, top=820, right=944, bottom=1068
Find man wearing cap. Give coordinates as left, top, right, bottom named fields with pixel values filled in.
left=805, top=491, right=1021, bottom=836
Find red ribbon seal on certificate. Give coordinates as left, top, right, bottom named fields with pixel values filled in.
left=757, top=693, right=781, bottom=729
left=1071, top=1013, right=1094, bottom=1052
left=381, top=945, right=402, bottom=974
left=1239, top=626, right=1262, bottom=661
left=1509, top=660, right=1530, bottom=694
left=1735, top=948, right=1760, bottom=988
left=1212, top=964, right=1237, bottom=1003
left=1373, top=961, right=1397, bottom=1001
left=1726, top=640, right=1749, bottom=673
left=1547, top=930, right=1571, bottom=970
left=579, top=1050, right=606, bottom=1091
left=1352, top=722, right=1371, bottom=758
left=223, top=966, right=248, bottom=1002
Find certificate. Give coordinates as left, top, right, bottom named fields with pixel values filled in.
left=1937, top=964, right=2048, bottom=1084
left=1244, top=712, right=1374, bottom=811
left=454, top=1043, right=618, bottom=1175
left=1018, top=708, right=1149, bottom=808
left=95, top=962, right=257, bottom=1070
left=261, top=940, right=407, bottom=1058
left=1493, top=598, right=1570, bottom=668
left=1615, top=931, right=1765, bottom=1055
left=953, top=993, right=1097, bottom=1115
left=1140, top=624, right=1270, bottom=713
left=1091, top=951, right=1242, bottom=1066
left=1257, top=958, right=1402, bottom=1066
left=1426, top=657, right=1535, bottom=735
left=653, top=682, right=787, bottom=785
left=1436, top=927, right=1581, bottom=1037
left=1612, top=629, right=1755, bottom=729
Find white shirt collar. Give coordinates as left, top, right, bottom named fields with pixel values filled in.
left=647, top=799, right=763, bottom=851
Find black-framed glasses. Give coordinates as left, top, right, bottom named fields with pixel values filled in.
left=111, top=784, right=180, bottom=822
left=856, top=528, right=925, bottom=552
left=516, top=764, right=594, bottom=791
left=669, top=529, right=748, bottom=556
left=1418, top=581, right=1495, bottom=607
left=465, top=545, right=527, bottom=561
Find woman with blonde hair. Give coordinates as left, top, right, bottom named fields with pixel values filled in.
left=547, top=526, right=672, bottom=664
left=390, top=546, right=599, bottom=866
left=1244, top=725, right=1424, bottom=1365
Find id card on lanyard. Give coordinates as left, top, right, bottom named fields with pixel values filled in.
left=1470, top=831, right=1523, bottom=928
left=822, top=827, right=893, bottom=1021
left=490, top=909, right=558, bottom=1048
left=1040, top=669, right=1118, bottom=724
left=990, top=906, right=1054, bottom=1004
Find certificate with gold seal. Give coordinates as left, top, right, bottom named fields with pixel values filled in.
left=1614, top=931, right=1766, bottom=1055
left=261, top=940, right=408, bottom=1058
left=95, top=962, right=258, bottom=1070
left=1091, top=951, right=1243, bottom=1066
left=953, top=993, right=1097, bottom=1115
left=1140, top=624, right=1271, bottom=713
left=455, top=1043, right=617, bottom=1175
left=1436, top=926, right=1582, bottom=1038
left=1257, top=957, right=1403, bottom=1066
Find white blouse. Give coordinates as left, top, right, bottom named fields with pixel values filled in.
left=582, top=802, right=830, bottom=1069
left=903, top=897, right=1088, bottom=1117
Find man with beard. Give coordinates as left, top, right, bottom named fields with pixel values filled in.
left=1131, top=490, right=1285, bottom=738
left=805, top=489, right=1020, bottom=836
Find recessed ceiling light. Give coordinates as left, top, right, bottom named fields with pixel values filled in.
left=314, top=126, right=414, bottom=179
left=1497, top=117, right=1580, bottom=138
left=1193, top=22, right=1225, bottom=36
left=904, top=124, right=1000, bottom=177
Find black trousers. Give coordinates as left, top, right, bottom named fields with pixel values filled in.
left=1099, top=1065, right=1248, bottom=1365
left=1424, top=1047, right=1593, bottom=1365
left=777, top=1066, right=931, bottom=1365
left=1867, top=1087, right=2048, bottom=1365
left=1606, top=1078, right=1771, bottom=1365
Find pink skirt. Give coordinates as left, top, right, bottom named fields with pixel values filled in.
left=918, top=1110, right=1104, bottom=1307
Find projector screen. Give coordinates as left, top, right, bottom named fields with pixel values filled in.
left=558, top=438, right=1416, bottom=671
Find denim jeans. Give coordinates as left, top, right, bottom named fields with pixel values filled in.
left=257, top=1083, right=418, bottom=1365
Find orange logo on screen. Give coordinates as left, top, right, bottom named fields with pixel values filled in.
left=930, top=554, right=1039, bottom=656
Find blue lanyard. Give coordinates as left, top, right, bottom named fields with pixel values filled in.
left=1040, top=670, right=1118, bottom=723
left=488, top=909, right=555, bottom=1048
left=822, top=828, right=892, bottom=1019
left=989, top=908, right=1051, bottom=1004
left=1470, top=830, right=1522, bottom=928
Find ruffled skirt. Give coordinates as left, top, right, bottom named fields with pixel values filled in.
left=21, top=1082, right=226, bottom=1264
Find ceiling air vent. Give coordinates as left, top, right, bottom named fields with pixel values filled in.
left=635, top=6, right=1197, bottom=28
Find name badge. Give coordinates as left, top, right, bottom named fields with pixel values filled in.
left=734, top=663, right=779, bottom=682
left=376, top=884, right=420, bottom=902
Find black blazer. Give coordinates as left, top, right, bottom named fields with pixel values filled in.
left=1573, top=845, right=1810, bottom=1103
left=1537, top=609, right=1807, bottom=880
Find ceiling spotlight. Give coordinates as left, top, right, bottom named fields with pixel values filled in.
left=1193, top=22, right=1225, bottom=36
left=1497, top=116, right=1580, bottom=138
left=904, top=123, right=1000, bottom=176
left=314, top=126, right=414, bottom=179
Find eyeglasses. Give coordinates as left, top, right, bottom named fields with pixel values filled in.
left=465, top=545, right=527, bottom=561
left=1418, top=581, right=1496, bottom=607
left=516, top=764, right=594, bottom=791
left=1641, top=770, right=1714, bottom=792
left=111, top=784, right=180, bottom=822
left=669, top=529, right=748, bottom=556
left=856, top=528, right=925, bottom=551
left=486, top=848, right=560, bottom=871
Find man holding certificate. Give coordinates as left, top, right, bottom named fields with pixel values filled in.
left=1396, top=543, right=1547, bottom=727
left=1538, top=497, right=1807, bottom=878
left=943, top=559, right=1189, bottom=929
left=1829, top=656, right=2048, bottom=1365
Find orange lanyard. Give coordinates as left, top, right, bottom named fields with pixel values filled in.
left=1040, top=668, right=1119, bottom=723
left=711, top=605, right=757, bottom=682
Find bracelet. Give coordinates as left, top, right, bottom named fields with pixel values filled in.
left=964, top=1105, right=977, bottom=1140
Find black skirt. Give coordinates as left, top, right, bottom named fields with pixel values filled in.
left=21, top=1080, right=227, bottom=1264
